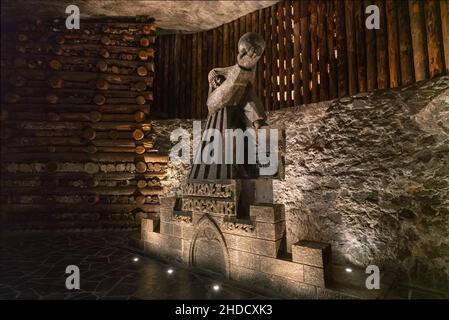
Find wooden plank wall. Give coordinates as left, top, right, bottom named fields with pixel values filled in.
left=153, top=0, right=449, bottom=119
left=0, top=17, right=169, bottom=231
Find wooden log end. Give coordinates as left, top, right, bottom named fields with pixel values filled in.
left=134, top=111, right=146, bottom=122
left=48, top=76, right=64, bottom=89
left=137, top=180, right=148, bottom=188
left=132, top=129, right=145, bottom=141
left=87, top=194, right=100, bottom=205
left=137, top=66, right=148, bottom=76
left=96, top=78, right=109, bottom=90
left=49, top=59, right=62, bottom=70
left=135, top=195, right=147, bottom=205
left=82, top=127, right=96, bottom=140
left=84, top=162, right=99, bottom=174
left=135, top=145, right=146, bottom=154
left=111, top=66, right=121, bottom=74
left=93, top=94, right=106, bottom=105
left=46, top=94, right=59, bottom=104
left=100, top=48, right=110, bottom=58
left=141, top=123, right=152, bottom=131
left=101, top=36, right=111, bottom=45
left=140, top=38, right=150, bottom=47
left=136, top=95, right=146, bottom=105
left=135, top=161, right=147, bottom=173
left=89, top=111, right=102, bottom=122
left=108, top=130, right=119, bottom=139
left=135, top=81, right=147, bottom=91
left=97, top=60, right=108, bottom=72
left=86, top=145, right=97, bottom=154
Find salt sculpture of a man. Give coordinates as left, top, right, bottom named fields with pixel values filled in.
left=206, top=32, right=268, bottom=130
left=189, top=32, right=275, bottom=182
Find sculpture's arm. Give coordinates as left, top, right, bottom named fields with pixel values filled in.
left=207, top=64, right=255, bottom=116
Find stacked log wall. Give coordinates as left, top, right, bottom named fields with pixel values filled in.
left=0, top=17, right=167, bottom=231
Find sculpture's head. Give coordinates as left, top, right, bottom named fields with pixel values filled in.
left=238, top=32, right=265, bottom=57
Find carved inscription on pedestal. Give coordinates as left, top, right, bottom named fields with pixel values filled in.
left=181, top=181, right=239, bottom=216
left=182, top=183, right=234, bottom=198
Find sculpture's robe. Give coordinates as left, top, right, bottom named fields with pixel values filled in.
left=188, top=64, right=267, bottom=181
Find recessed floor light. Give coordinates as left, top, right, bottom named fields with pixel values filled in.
left=345, top=267, right=353, bottom=273
left=167, top=268, right=174, bottom=274
left=133, top=257, right=139, bottom=262
left=213, top=284, right=220, bottom=291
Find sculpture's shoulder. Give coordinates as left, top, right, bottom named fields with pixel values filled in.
left=207, top=65, right=235, bottom=84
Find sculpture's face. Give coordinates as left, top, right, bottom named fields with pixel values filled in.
left=238, top=32, right=265, bottom=57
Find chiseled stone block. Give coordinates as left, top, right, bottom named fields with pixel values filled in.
left=292, top=240, right=331, bottom=268
left=143, top=232, right=167, bottom=255
left=141, top=218, right=161, bottom=242
left=146, top=231, right=163, bottom=245
left=229, top=264, right=267, bottom=287
left=181, top=224, right=195, bottom=240
left=303, top=265, right=326, bottom=288
left=160, top=221, right=181, bottom=238
left=141, top=218, right=159, bottom=232
left=316, top=287, right=355, bottom=300
left=255, top=220, right=285, bottom=241
left=181, top=239, right=191, bottom=264
left=165, top=235, right=182, bottom=251
left=160, top=221, right=173, bottom=236
left=269, top=273, right=317, bottom=299
left=259, top=256, right=304, bottom=282
left=141, top=229, right=151, bottom=242
left=160, top=196, right=177, bottom=209
left=224, top=233, right=281, bottom=257
left=160, top=208, right=173, bottom=222
left=172, top=223, right=182, bottom=237
left=229, top=249, right=261, bottom=270
left=230, top=264, right=317, bottom=298
left=250, top=204, right=285, bottom=223
left=160, top=197, right=177, bottom=222
left=287, top=281, right=317, bottom=299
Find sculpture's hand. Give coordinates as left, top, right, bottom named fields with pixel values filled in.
left=237, top=46, right=261, bottom=70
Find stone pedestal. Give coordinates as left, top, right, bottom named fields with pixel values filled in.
left=141, top=183, right=332, bottom=297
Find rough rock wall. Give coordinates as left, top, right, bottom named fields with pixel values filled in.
left=270, top=77, right=449, bottom=291
left=151, top=119, right=192, bottom=196
left=1, top=1, right=279, bottom=32
left=155, top=76, right=449, bottom=291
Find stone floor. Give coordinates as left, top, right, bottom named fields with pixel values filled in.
left=1, top=232, right=446, bottom=300
left=0, top=232, right=265, bottom=300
